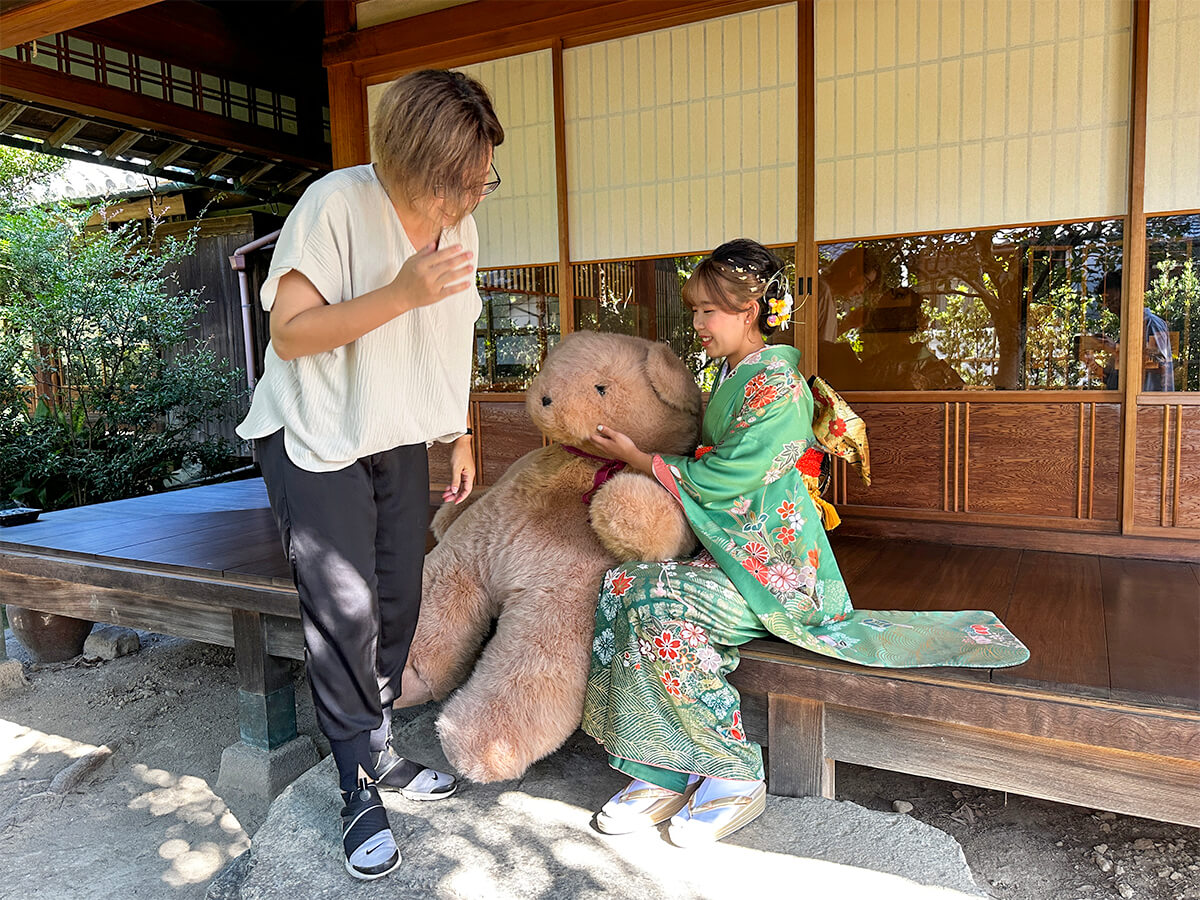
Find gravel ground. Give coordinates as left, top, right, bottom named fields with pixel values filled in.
left=0, top=626, right=1195, bottom=900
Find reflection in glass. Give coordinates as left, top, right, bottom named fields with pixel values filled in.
left=474, top=267, right=559, bottom=391
left=573, top=247, right=796, bottom=391
left=1145, top=214, right=1200, bottom=392
left=817, top=222, right=1126, bottom=391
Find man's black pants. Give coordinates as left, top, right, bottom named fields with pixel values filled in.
left=258, top=429, right=429, bottom=791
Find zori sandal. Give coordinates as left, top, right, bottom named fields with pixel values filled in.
left=595, top=779, right=701, bottom=835
left=667, top=781, right=766, bottom=847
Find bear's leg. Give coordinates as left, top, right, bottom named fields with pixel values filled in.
left=436, top=585, right=595, bottom=782
left=397, top=561, right=493, bottom=709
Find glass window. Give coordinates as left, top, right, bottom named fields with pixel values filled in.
left=474, top=266, right=559, bottom=391
left=573, top=246, right=796, bottom=391
left=817, top=221, right=1125, bottom=391
left=1145, top=214, right=1200, bottom=392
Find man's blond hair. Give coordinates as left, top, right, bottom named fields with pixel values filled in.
left=373, top=69, right=504, bottom=218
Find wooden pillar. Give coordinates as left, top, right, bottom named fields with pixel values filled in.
left=795, top=0, right=818, bottom=369
left=232, top=609, right=298, bottom=751
left=767, top=693, right=834, bottom=799
left=552, top=40, right=575, bottom=336
left=1120, top=0, right=1151, bottom=533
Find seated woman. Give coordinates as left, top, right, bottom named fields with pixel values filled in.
left=585, top=239, right=1029, bottom=847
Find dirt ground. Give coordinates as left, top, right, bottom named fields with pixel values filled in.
left=0, top=627, right=1196, bottom=900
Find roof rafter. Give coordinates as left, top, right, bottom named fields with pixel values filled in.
left=0, top=0, right=161, bottom=48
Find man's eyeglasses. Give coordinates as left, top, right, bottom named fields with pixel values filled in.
left=437, top=163, right=501, bottom=200
left=479, top=162, right=501, bottom=196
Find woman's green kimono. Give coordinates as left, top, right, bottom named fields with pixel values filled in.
left=582, top=345, right=1029, bottom=791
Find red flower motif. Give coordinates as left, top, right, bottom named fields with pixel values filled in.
left=695, top=445, right=714, bottom=459
left=776, top=501, right=795, bottom=518
left=807, top=548, right=821, bottom=568
left=654, top=630, right=683, bottom=661
left=796, top=447, right=824, bottom=477
left=742, top=557, right=769, bottom=584
left=660, top=670, right=683, bottom=697
left=729, top=710, right=745, bottom=741
left=829, top=417, right=847, bottom=437
left=774, top=526, right=796, bottom=545
left=744, top=541, right=770, bottom=563
left=971, top=624, right=991, bottom=635
left=748, top=385, right=780, bottom=409
left=608, top=571, right=635, bottom=597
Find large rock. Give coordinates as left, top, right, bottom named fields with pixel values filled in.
left=209, top=707, right=984, bottom=900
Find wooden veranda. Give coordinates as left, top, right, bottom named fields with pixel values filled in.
left=0, top=479, right=1195, bottom=823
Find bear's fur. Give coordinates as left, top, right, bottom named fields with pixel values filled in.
left=397, top=331, right=701, bottom=782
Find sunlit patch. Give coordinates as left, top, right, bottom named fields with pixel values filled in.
left=0, top=718, right=100, bottom=778
left=157, top=838, right=228, bottom=886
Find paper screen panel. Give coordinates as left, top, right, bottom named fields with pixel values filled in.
left=563, top=3, right=799, bottom=261
left=1145, top=0, right=1200, bottom=214
left=815, top=0, right=1132, bottom=241
left=366, top=50, right=559, bottom=267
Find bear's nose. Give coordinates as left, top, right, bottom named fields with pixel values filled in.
left=541, top=395, right=552, bottom=407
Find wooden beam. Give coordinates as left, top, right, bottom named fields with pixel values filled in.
left=326, top=61, right=365, bottom=168
left=796, top=0, right=817, bottom=366
left=0, top=102, right=26, bottom=130
left=732, top=648, right=1200, bottom=761
left=1, top=60, right=331, bottom=170
left=198, top=151, right=236, bottom=179
left=1120, top=0, right=1151, bottom=534
left=238, top=160, right=275, bottom=187
left=552, top=40, right=574, bottom=336
left=43, top=115, right=84, bottom=148
left=825, top=706, right=1200, bottom=828
left=151, top=141, right=188, bottom=170
left=767, top=694, right=834, bottom=798
left=100, top=128, right=141, bottom=159
left=0, top=0, right=160, bottom=48
left=275, top=170, right=314, bottom=195
left=323, top=0, right=356, bottom=36
left=328, top=0, right=781, bottom=77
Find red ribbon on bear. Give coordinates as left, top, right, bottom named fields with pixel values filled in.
left=561, top=444, right=627, bottom=505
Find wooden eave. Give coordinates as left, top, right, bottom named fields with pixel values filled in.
left=0, top=98, right=324, bottom=201
left=323, top=0, right=782, bottom=77
left=0, top=0, right=161, bottom=48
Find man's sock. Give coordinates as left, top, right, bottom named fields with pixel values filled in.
left=369, top=707, right=393, bottom=754
left=331, top=731, right=375, bottom=795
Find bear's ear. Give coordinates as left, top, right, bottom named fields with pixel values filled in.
left=644, top=341, right=700, bottom=415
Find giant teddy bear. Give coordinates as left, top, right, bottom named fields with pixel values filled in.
left=396, top=331, right=702, bottom=782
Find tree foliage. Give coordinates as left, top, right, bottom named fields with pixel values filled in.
left=0, top=149, right=243, bottom=510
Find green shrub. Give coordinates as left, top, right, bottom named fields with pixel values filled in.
left=0, top=150, right=244, bottom=510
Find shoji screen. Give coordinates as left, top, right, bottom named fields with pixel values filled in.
left=366, top=50, right=559, bottom=266
left=814, top=0, right=1132, bottom=240
left=563, top=3, right=799, bottom=261
left=1145, top=0, right=1200, bottom=214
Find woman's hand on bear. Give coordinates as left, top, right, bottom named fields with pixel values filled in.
left=592, top=425, right=653, bottom=475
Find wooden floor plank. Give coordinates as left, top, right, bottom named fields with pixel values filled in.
left=103, top=509, right=282, bottom=574
left=826, top=534, right=886, bottom=583
left=1101, top=557, right=1200, bottom=711
left=839, top=541, right=952, bottom=609
left=992, top=551, right=1110, bottom=698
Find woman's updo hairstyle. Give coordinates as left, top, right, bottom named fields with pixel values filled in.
left=681, top=239, right=791, bottom=337
left=373, top=69, right=505, bottom=218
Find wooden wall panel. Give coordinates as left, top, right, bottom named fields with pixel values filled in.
left=1091, top=404, right=1122, bottom=523
left=840, top=402, right=945, bottom=510
left=1135, top=404, right=1200, bottom=530
left=836, top=397, right=1122, bottom=527
left=966, top=403, right=1123, bottom=521
left=476, top=399, right=543, bottom=485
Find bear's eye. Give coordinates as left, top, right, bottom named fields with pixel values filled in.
left=595, top=384, right=607, bottom=396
